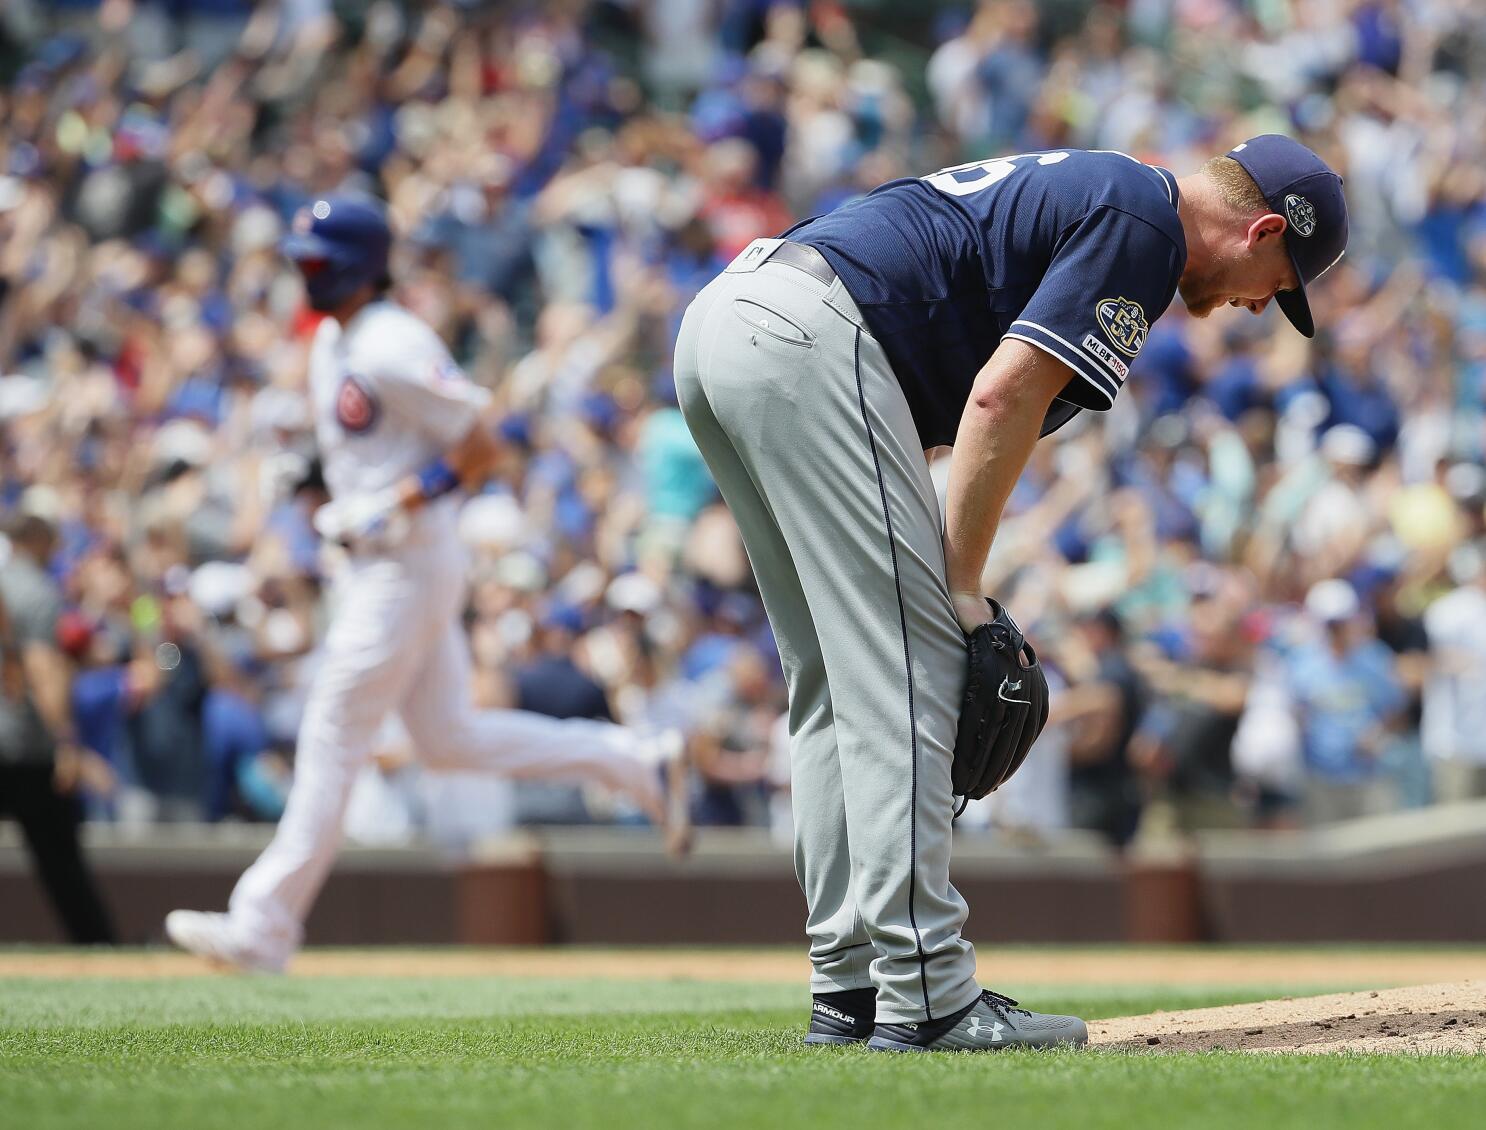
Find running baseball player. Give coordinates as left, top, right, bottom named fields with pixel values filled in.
left=166, top=196, right=688, bottom=972
left=675, top=136, right=1346, bottom=1050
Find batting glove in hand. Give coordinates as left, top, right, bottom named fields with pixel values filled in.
left=258, top=452, right=310, bottom=507
left=951, top=598, right=1050, bottom=816
left=313, top=489, right=409, bottom=552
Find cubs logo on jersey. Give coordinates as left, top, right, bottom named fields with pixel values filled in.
left=1095, top=296, right=1149, bottom=356
left=336, top=375, right=378, bottom=433
left=1285, top=193, right=1317, bottom=238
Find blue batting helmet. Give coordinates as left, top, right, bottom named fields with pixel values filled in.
left=280, top=195, right=392, bottom=311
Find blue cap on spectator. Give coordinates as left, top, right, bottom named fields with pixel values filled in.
left=7, top=141, right=42, bottom=179
left=541, top=601, right=586, bottom=635
left=498, top=412, right=533, bottom=448
left=580, top=392, right=620, bottom=433
left=1226, top=135, right=1348, bottom=338
left=36, top=35, right=88, bottom=73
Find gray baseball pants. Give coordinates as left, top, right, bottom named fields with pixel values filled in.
left=674, top=238, right=980, bottom=1023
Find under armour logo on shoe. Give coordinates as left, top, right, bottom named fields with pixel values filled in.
left=966, top=1016, right=1006, bottom=1042
left=998, top=677, right=1029, bottom=704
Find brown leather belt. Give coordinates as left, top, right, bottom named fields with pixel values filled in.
left=764, top=241, right=837, bottom=287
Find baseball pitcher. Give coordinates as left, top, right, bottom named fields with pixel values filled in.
left=675, top=137, right=1346, bottom=1049
left=166, top=197, right=688, bottom=972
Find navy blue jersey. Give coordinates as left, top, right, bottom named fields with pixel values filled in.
left=787, top=150, right=1186, bottom=447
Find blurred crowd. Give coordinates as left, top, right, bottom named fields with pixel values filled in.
left=1, top=0, right=1485, bottom=854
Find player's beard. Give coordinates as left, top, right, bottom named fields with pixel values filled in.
left=1177, top=245, right=1248, bottom=319
left=1177, top=270, right=1228, bottom=319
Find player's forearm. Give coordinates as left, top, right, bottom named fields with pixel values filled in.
left=942, top=346, right=1065, bottom=594
left=395, top=424, right=499, bottom=512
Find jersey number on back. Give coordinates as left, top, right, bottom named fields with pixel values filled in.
left=923, top=151, right=1069, bottom=197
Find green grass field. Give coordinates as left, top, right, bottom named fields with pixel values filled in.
left=3, top=964, right=1482, bottom=1130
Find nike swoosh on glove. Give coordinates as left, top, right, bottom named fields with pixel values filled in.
left=951, top=598, right=1050, bottom=815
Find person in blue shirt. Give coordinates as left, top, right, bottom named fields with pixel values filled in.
left=1285, top=579, right=1406, bottom=824
left=202, top=645, right=282, bottom=824
left=675, top=135, right=1347, bottom=1051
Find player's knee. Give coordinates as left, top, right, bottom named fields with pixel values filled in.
left=407, top=722, right=477, bottom=768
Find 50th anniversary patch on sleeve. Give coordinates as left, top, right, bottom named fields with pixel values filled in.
left=1094, top=296, right=1149, bottom=356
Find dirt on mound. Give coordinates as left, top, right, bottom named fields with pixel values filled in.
left=1091, top=981, right=1486, bottom=1054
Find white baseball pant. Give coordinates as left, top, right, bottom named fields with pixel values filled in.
left=227, top=521, right=660, bottom=959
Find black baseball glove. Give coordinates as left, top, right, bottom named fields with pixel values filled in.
left=952, top=599, right=1050, bottom=816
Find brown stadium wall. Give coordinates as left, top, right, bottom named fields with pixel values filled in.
left=2, top=802, right=1485, bottom=945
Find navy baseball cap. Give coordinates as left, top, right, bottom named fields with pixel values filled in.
left=1226, top=134, right=1348, bottom=338
left=280, top=195, right=392, bottom=310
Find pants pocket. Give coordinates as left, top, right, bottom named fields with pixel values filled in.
left=731, top=296, right=816, bottom=348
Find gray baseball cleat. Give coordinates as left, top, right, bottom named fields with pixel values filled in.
left=866, top=990, right=1087, bottom=1052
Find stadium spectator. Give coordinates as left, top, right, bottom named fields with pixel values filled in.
left=1286, top=580, right=1407, bottom=824
left=1129, top=568, right=1254, bottom=833
left=1421, top=542, right=1486, bottom=802
left=1060, top=607, right=1145, bottom=847
left=509, top=603, right=617, bottom=825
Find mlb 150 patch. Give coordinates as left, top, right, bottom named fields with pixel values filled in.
left=1081, top=334, right=1130, bottom=381
left=336, top=375, right=379, bottom=433
left=1095, top=296, right=1149, bottom=356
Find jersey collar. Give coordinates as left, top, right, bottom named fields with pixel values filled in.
left=1150, top=164, right=1181, bottom=214
left=340, top=298, right=393, bottom=338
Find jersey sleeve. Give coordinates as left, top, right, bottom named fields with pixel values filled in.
left=10, top=583, right=61, bottom=647
left=1003, top=207, right=1182, bottom=411
left=361, top=321, right=492, bottom=449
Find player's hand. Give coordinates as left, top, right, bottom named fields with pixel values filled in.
left=951, top=590, right=995, bottom=634
left=53, top=741, right=116, bottom=797
left=313, top=490, right=409, bottom=552
left=52, top=741, right=84, bottom=795
left=259, top=452, right=309, bottom=507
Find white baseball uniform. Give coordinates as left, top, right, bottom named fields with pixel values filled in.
left=225, top=300, right=666, bottom=962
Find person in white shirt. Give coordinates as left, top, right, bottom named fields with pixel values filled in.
left=166, top=196, right=688, bottom=971
left=1422, top=544, right=1486, bottom=803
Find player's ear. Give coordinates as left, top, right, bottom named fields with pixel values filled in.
left=1245, top=213, right=1287, bottom=249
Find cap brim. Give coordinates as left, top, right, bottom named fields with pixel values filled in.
left=1272, top=241, right=1315, bottom=337
left=279, top=232, right=335, bottom=261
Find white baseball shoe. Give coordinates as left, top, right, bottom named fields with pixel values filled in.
left=164, top=910, right=288, bottom=974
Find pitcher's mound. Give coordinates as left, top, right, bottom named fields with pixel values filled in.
left=1092, top=981, right=1486, bottom=1054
